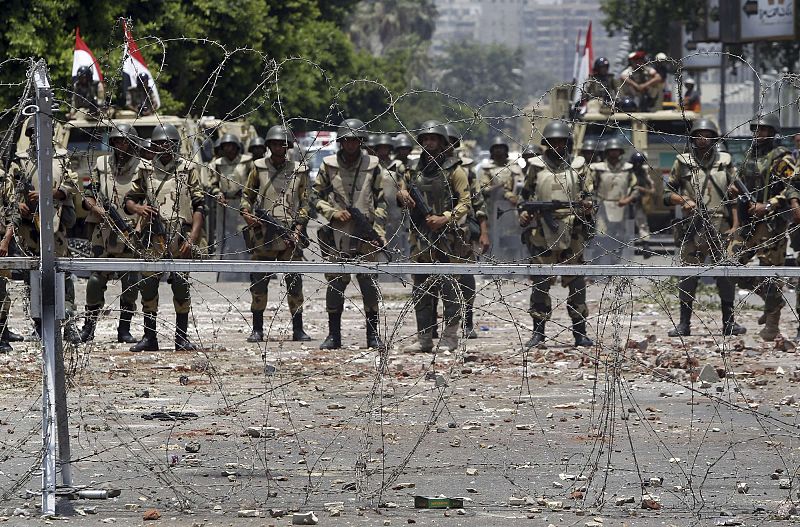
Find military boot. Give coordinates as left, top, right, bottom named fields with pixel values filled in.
left=291, top=312, right=312, bottom=342
left=0, top=317, right=23, bottom=342
left=759, top=309, right=781, bottom=342
left=319, top=313, right=342, bottom=350
left=365, top=312, right=384, bottom=349
left=0, top=323, right=12, bottom=352
left=117, top=311, right=137, bottom=343
left=63, top=320, right=82, bottom=345
left=247, top=311, right=264, bottom=342
left=130, top=313, right=159, bottom=352
left=573, top=320, right=594, bottom=347
left=438, top=320, right=460, bottom=351
left=175, top=313, right=198, bottom=351
left=525, top=319, right=546, bottom=348
left=32, top=318, right=42, bottom=340
left=668, top=303, right=692, bottom=337
left=721, top=302, right=746, bottom=336
left=464, top=305, right=478, bottom=339
left=79, top=304, right=102, bottom=343
left=402, top=331, right=434, bottom=353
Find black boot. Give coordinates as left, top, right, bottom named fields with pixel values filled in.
left=464, top=306, right=478, bottom=339
left=0, top=324, right=12, bottom=352
left=572, top=320, right=594, bottom=347
left=291, top=312, right=312, bottom=342
left=63, top=320, right=81, bottom=345
left=247, top=311, right=264, bottom=342
left=0, top=318, right=23, bottom=342
left=117, top=310, right=137, bottom=343
left=175, top=313, right=198, bottom=351
left=525, top=319, right=546, bottom=348
left=319, top=312, right=342, bottom=350
left=365, top=312, right=384, bottom=349
left=79, top=304, right=102, bottom=343
left=721, top=302, right=746, bottom=336
left=668, top=302, right=692, bottom=337
left=32, top=318, right=42, bottom=340
left=130, top=313, right=159, bottom=352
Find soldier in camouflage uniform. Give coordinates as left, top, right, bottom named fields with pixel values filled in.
left=728, top=113, right=798, bottom=341
left=519, top=121, right=594, bottom=348
left=579, top=138, right=601, bottom=165
left=0, top=167, right=23, bottom=352
left=664, top=119, right=745, bottom=337
left=581, top=57, right=620, bottom=113
left=71, top=65, right=104, bottom=115
left=312, top=118, right=387, bottom=350
left=619, top=51, right=663, bottom=112
left=393, top=134, right=413, bottom=167
left=241, top=125, right=312, bottom=343
left=397, top=120, right=472, bottom=353
left=124, top=124, right=207, bottom=352
left=480, top=136, right=522, bottom=208
left=209, top=133, right=253, bottom=271
left=78, top=123, right=142, bottom=343
left=375, top=134, right=409, bottom=261
left=9, top=121, right=81, bottom=343
left=247, top=136, right=267, bottom=161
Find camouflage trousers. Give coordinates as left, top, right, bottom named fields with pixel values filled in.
left=411, top=238, right=470, bottom=334
left=85, top=224, right=140, bottom=313
left=675, top=225, right=735, bottom=306
left=324, top=252, right=380, bottom=316
left=249, top=245, right=305, bottom=314
left=0, top=270, right=10, bottom=318
left=140, top=229, right=207, bottom=316
left=525, top=236, right=588, bottom=323
left=16, top=224, right=76, bottom=317
left=728, top=223, right=786, bottom=315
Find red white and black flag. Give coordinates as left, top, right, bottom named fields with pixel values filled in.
left=122, top=20, right=161, bottom=110
left=72, top=27, right=103, bottom=82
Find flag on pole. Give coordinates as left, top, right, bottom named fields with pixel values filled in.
left=72, top=27, right=103, bottom=82
left=572, top=22, right=594, bottom=108
left=122, top=20, right=161, bottom=109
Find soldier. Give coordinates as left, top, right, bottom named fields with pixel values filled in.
left=480, top=136, right=522, bottom=207
left=364, top=134, right=378, bottom=157
left=126, top=72, right=157, bottom=116
left=78, top=123, right=142, bottom=343
left=664, top=119, right=745, bottom=337
left=0, top=167, right=23, bottom=352
left=590, top=137, right=637, bottom=264
left=729, top=114, right=797, bottom=340
left=579, top=138, right=601, bottom=165
left=240, top=125, right=312, bottom=343
left=629, top=151, right=654, bottom=249
left=312, top=118, right=386, bottom=350
left=378, top=134, right=409, bottom=261
left=124, top=124, right=206, bottom=352
left=71, top=65, right=104, bottom=114
left=9, top=120, right=81, bottom=343
left=619, top=51, right=662, bottom=112
left=519, top=121, right=594, bottom=348
left=397, top=120, right=472, bottom=353
left=248, top=136, right=267, bottom=161
left=372, top=134, right=394, bottom=168
left=521, top=144, right=542, bottom=165
left=393, top=134, right=414, bottom=166
left=209, top=134, right=253, bottom=281
left=582, top=57, right=620, bottom=112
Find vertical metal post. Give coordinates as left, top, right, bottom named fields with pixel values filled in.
left=32, top=60, right=63, bottom=516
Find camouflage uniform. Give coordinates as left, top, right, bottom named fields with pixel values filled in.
left=520, top=152, right=593, bottom=345
left=8, top=153, right=79, bottom=340
left=241, top=155, right=310, bottom=339
left=582, top=74, right=621, bottom=112
left=208, top=148, right=253, bottom=271
left=619, top=63, right=662, bottom=111
left=81, top=152, right=142, bottom=341
left=590, top=156, right=637, bottom=263
left=381, top=157, right=409, bottom=261
left=460, top=156, right=488, bottom=336
left=0, top=169, right=15, bottom=351
left=664, top=149, right=740, bottom=335
left=728, top=142, right=797, bottom=338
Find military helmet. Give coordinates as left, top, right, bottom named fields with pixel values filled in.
left=715, top=141, right=729, bottom=153
left=109, top=123, right=139, bottom=143
left=521, top=143, right=542, bottom=157
left=689, top=118, right=719, bottom=137
left=444, top=124, right=460, bottom=145
left=365, top=133, right=377, bottom=147
left=617, top=96, right=638, bottom=112
left=393, top=133, right=413, bottom=149
left=540, top=121, right=572, bottom=144
left=490, top=135, right=509, bottom=150
left=150, top=123, right=181, bottom=148
left=416, top=119, right=448, bottom=142
left=593, top=57, right=610, bottom=71
left=371, top=134, right=393, bottom=149
left=684, top=76, right=696, bottom=86
left=750, top=113, right=781, bottom=133
left=265, top=125, right=293, bottom=144
left=629, top=151, right=647, bottom=166
left=604, top=137, right=626, bottom=152
left=218, top=133, right=242, bottom=151
left=580, top=137, right=598, bottom=152
left=248, top=136, right=266, bottom=152
left=76, top=65, right=92, bottom=78
left=337, top=118, right=369, bottom=141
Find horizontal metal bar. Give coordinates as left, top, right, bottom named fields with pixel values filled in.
left=0, top=257, right=39, bottom=270
left=54, top=258, right=800, bottom=278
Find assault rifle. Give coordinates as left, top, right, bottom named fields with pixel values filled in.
left=515, top=200, right=580, bottom=231
left=407, top=184, right=433, bottom=233
left=346, top=206, right=391, bottom=260
left=733, top=179, right=757, bottom=238
left=20, top=177, right=40, bottom=236
left=100, top=197, right=135, bottom=235
left=254, top=208, right=303, bottom=247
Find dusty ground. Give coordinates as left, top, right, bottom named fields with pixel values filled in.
left=1, top=264, right=800, bottom=526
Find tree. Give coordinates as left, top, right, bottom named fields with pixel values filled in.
left=600, top=0, right=705, bottom=52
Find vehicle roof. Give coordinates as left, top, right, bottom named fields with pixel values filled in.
left=582, top=110, right=699, bottom=122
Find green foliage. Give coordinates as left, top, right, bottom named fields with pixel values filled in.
left=600, top=0, right=705, bottom=53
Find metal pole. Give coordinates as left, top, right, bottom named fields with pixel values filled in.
left=32, top=60, right=57, bottom=516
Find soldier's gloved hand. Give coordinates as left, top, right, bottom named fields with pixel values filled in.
left=426, top=215, right=449, bottom=231
left=333, top=210, right=352, bottom=222
left=519, top=210, right=531, bottom=227
left=396, top=189, right=415, bottom=209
